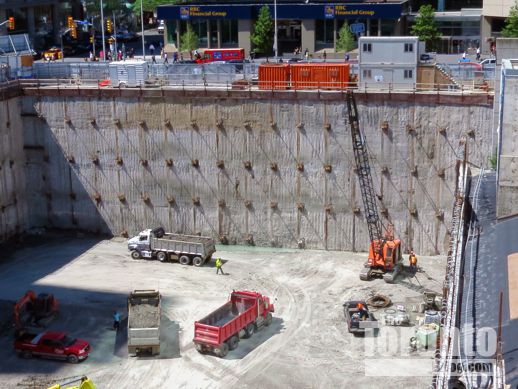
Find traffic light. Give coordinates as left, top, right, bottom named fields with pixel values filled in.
left=8, top=16, right=15, bottom=30
left=106, top=19, right=112, bottom=33
left=70, top=27, right=77, bottom=39
left=89, top=36, right=94, bottom=44
left=67, top=16, right=74, bottom=29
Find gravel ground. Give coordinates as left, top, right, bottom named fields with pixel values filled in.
left=0, top=235, right=446, bottom=389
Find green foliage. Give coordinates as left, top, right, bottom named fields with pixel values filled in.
left=489, top=149, right=498, bottom=170
left=502, top=0, right=518, bottom=37
left=131, top=0, right=177, bottom=14
left=251, top=5, right=273, bottom=54
left=85, top=0, right=126, bottom=14
left=410, top=4, right=441, bottom=51
left=336, top=23, right=356, bottom=52
left=180, top=24, right=199, bottom=53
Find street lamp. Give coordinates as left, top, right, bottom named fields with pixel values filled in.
left=140, top=0, right=145, bottom=59
left=100, top=0, right=106, bottom=61
left=274, top=0, right=278, bottom=60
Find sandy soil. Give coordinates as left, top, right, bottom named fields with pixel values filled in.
left=0, top=235, right=446, bottom=389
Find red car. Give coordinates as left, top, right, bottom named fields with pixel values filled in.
left=458, top=61, right=482, bottom=71
left=14, top=331, right=91, bottom=363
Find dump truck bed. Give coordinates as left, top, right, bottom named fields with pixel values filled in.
left=127, top=290, right=161, bottom=354
left=151, top=234, right=216, bottom=260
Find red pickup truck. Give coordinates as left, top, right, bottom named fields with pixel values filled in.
left=14, top=331, right=91, bottom=363
left=193, top=290, right=274, bottom=357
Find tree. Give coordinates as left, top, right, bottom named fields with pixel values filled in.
left=131, top=0, right=177, bottom=14
left=180, top=24, right=198, bottom=53
left=85, top=0, right=125, bottom=14
left=410, top=4, right=441, bottom=51
left=502, top=0, right=518, bottom=37
left=251, top=5, right=273, bottom=54
left=336, top=23, right=356, bottom=52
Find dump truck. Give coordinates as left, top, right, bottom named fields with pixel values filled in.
left=127, top=227, right=216, bottom=267
left=343, top=300, right=379, bottom=335
left=193, top=290, right=275, bottom=358
left=127, top=290, right=161, bottom=356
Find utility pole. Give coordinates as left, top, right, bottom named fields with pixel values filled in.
left=274, top=0, right=278, bottom=60
left=112, top=10, right=117, bottom=56
left=100, top=0, right=106, bottom=61
left=140, top=0, right=145, bottom=59
left=91, top=17, right=96, bottom=59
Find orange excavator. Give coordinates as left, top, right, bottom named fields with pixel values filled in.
left=346, top=91, right=403, bottom=283
left=14, top=290, right=59, bottom=330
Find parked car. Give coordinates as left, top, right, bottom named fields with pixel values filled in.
left=420, top=53, right=435, bottom=62
left=43, top=47, right=63, bottom=61
left=458, top=61, right=482, bottom=71
left=14, top=331, right=91, bottom=363
left=480, top=58, right=496, bottom=67
left=158, top=21, right=164, bottom=34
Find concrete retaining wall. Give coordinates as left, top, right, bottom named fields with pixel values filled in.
left=18, top=90, right=490, bottom=255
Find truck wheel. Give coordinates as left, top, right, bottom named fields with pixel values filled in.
left=157, top=251, right=167, bottom=262
left=131, top=250, right=141, bottom=260
left=265, top=312, right=273, bottom=327
left=244, top=323, right=255, bottom=338
left=193, top=256, right=203, bottom=267
left=228, top=335, right=239, bottom=350
left=215, top=342, right=229, bottom=358
left=21, top=351, right=33, bottom=359
left=67, top=354, right=79, bottom=364
left=179, top=255, right=191, bottom=265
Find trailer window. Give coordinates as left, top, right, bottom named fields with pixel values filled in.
left=139, top=235, right=148, bottom=241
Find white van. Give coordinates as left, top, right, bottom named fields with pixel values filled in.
left=157, top=20, right=164, bottom=34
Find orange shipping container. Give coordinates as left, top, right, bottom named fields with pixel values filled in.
left=290, top=63, right=350, bottom=90
left=258, top=64, right=290, bottom=90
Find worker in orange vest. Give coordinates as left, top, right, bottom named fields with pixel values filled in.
left=409, top=251, right=417, bottom=271
left=357, top=303, right=368, bottom=320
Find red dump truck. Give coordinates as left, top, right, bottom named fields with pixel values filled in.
left=193, top=290, right=275, bottom=357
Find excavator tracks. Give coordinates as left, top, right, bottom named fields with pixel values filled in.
left=359, top=266, right=372, bottom=281
left=382, top=264, right=402, bottom=284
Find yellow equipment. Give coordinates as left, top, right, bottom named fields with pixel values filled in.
left=48, top=376, right=96, bottom=389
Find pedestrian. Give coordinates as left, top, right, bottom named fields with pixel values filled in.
left=476, top=46, right=481, bottom=61
left=304, top=48, right=309, bottom=62
left=113, top=311, right=121, bottom=331
left=173, top=51, right=178, bottom=62
left=323, top=50, right=327, bottom=62
left=152, top=55, right=156, bottom=64
left=251, top=50, right=255, bottom=60
left=215, top=257, right=225, bottom=275
left=117, top=50, right=122, bottom=61
left=180, top=53, right=184, bottom=61
left=149, top=43, right=155, bottom=56
left=163, top=52, right=168, bottom=64
left=357, top=303, right=369, bottom=320
left=462, top=51, right=466, bottom=60
left=89, top=51, right=94, bottom=61
left=345, top=52, right=350, bottom=61
left=409, top=251, right=417, bottom=271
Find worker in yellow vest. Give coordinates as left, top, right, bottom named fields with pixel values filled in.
left=409, top=251, right=417, bottom=271
left=215, top=257, right=225, bottom=275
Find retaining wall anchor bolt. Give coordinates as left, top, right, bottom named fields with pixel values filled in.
left=438, top=127, right=447, bottom=135
left=141, top=193, right=151, bottom=203
left=244, top=161, right=252, bottom=170
left=438, top=168, right=445, bottom=178
left=270, top=121, right=277, bottom=129
left=381, top=207, right=389, bottom=216
left=191, top=159, right=199, bottom=168
left=297, top=238, right=306, bottom=249
left=93, top=192, right=102, bottom=204
left=381, top=121, right=389, bottom=132
left=325, top=204, right=333, bottom=214
left=64, top=116, right=71, bottom=124
left=165, top=159, right=173, bottom=167
left=297, top=163, right=304, bottom=172
left=324, top=123, right=331, bottom=131
left=118, top=194, right=126, bottom=203
left=297, top=202, right=305, bottom=211
left=406, top=124, right=415, bottom=134
left=120, top=230, right=129, bottom=238
left=67, top=155, right=75, bottom=164
left=113, top=119, right=121, bottom=127
left=270, top=162, right=278, bottom=171
left=69, top=192, right=76, bottom=200
left=244, top=121, right=251, bottom=130
left=381, top=166, right=389, bottom=174
left=296, top=122, right=304, bottom=129
left=436, top=210, right=444, bottom=220
left=90, top=118, right=96, bottom=125
left=164, top=119, right=171, bottom=128
left=191, top=120, right=197, bottom=129
left=139, top=120, right=146, bottom=127
left=410, top=207, right=418, bottom=217
left=467, top=129, right=475, bottom=137
left=270, top=201, right=278, bottom=209
left=216, top=160, right=225, bottom=169
left=216, top=119, right=223, bottom=128
left=9, top=160, right=14, bottom=168
left=167, top=196, right=176, bottom=205
left=220, top=235, right=229, bottom=245
left=0, top=205, right=5, bottom=213
left=353, top=207, right=361, bottom=214
left=116, top=157, right=123, bottom=166
left=324, top=164, right=332, bottom=173
left=218, top=199, right=226, bottom=208
left=411, top=166, right=418, bottom=176
left=245, top=234, right=255, bottom=245
left=192, top=196, right=201, bottom=206
left=245, top=200, right=252, bottom=208
left=92, top=156, right=100, bottom=165
left=6, top=121, right=10, bottom=127
left=140, top=159, right=148, bottom=167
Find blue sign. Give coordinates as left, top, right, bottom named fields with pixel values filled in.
left=180, top=7, right=190, bottom=20
left=324, top=5, right=335, bottom=19
left=349, top=23, right=365, bottom=34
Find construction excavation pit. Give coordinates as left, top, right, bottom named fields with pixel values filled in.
left=0, top=235, right=446, bottom=388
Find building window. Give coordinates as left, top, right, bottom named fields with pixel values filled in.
left=362, top=43, right=372, bottom=52
left=404, top=43, right=413, bottom=52
left=363, top=69, right=372, bottom=79
left=404, top=69, right=413, bottom=79
left=221, top=19, right=237, bottom=47
left=316, top=19, right=334, bottom=48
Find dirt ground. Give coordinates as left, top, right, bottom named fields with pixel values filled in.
left=0, top=235, right=446, bottom=389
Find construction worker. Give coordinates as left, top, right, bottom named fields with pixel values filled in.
left=113, top=311, right=121, bottom=331
left=357, top=303, right=368, bottom=320
left=409, top=251, right=418, bottom=271
left=215, top=257, right=225, bottom=275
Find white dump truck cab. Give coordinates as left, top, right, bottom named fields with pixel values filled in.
left=128, top=229, right=153, bottom=259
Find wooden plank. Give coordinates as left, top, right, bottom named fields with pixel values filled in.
left=508, top=253, right=518, bottom=320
